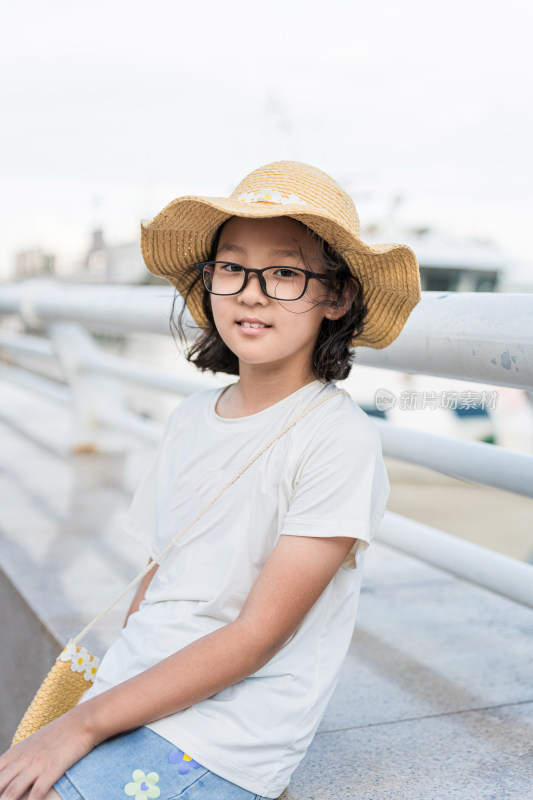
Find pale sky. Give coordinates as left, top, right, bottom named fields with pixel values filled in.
left=1, top=0, right=532, bottom=280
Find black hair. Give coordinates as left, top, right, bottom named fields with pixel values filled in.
left=168, top=218, right=368, bottom=383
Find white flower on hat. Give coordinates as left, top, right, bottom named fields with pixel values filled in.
left=237, top=189, right=307, bottom=206
left=256, top=190, right=282, bottom=202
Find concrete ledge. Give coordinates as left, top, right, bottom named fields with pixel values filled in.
left=0, top=566, right=61, bottom=753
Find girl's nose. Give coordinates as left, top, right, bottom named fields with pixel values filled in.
left=239, top=271, right=268, bottom=302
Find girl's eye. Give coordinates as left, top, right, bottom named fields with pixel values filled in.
left=273, top=268, right=298, bottom=278
left=221, top=263, right=244, bottom=273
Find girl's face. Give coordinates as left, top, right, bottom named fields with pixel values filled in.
left=209, top=216, right=341, bottom=381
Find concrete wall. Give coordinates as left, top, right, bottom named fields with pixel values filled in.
left=0, top=566, right=61, bottom=754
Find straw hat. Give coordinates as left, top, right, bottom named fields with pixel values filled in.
left=140, top=160, right=421, bottom=348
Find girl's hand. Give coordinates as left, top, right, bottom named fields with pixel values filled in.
left=0, top=710, right=96, bottom=800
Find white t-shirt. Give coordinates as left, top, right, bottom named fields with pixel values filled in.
left=78, top=379, right=390, bottom=798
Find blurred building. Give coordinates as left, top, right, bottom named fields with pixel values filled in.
left=15, top=249, right=55, bottom=280
left=403, top=228, right=506, bottom=292
left=79, top=228, right=154, bottom=284
left=362, top=223, right=510, bottom=293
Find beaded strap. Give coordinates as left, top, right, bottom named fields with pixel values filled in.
left=73, top=388, right=348, bottom=645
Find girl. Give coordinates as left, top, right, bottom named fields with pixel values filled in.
left=0, top=160, right=420, bottom=800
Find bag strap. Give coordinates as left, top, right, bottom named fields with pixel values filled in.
left=72, top=388, right=348, bottom=645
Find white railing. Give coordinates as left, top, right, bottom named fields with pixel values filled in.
left=1, top=278, right=532, bottom=607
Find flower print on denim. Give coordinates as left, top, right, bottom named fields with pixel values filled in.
left=124, top=769, right=161, bottom=800
left=168, top=747, right=203, bottom=774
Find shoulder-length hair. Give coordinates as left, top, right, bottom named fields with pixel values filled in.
left=169, top=219, right=368, bottom=383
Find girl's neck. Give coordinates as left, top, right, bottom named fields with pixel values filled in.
left=216, top=373, right=320, bottom=419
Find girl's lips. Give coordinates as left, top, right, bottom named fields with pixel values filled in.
left=235, top=322, right=272, bottom=335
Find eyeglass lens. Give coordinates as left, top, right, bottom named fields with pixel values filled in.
left=203, top=262, right=307, bottom=301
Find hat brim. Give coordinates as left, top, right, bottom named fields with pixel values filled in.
left=140, top=195, right=421, bottom=349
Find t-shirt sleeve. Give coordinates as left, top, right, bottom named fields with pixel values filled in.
left=280, top=417, right=390, bottom=570
left=121, top=410, right=177, bottom=561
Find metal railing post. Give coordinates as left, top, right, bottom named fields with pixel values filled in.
left=47, top=321, right=127, bottom=454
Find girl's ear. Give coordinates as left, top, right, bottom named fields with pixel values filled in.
left=324, top=277, right=360, bottom=321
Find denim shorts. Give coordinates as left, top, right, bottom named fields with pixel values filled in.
left=53, top=726, right=272, bottom=800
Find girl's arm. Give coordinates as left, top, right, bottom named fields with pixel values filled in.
left=72, top=533, right=357, bottom=742
left=0, top=534, right=355, bottom=800
left=122, top=559, right=159, bottom=628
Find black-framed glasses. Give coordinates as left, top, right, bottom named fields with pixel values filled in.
left=196, top=261, right=331, bottom=302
